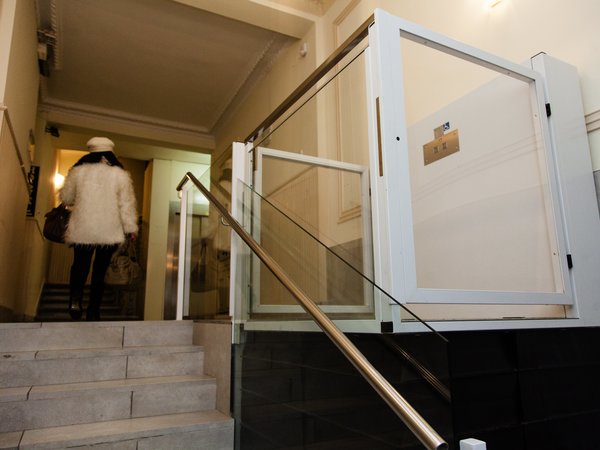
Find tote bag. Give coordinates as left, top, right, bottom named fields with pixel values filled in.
left=43, top=204, right=71, bottom=243
left=105, top=239, right=142, bottom=287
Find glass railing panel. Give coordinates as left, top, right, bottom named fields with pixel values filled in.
left=232, top=231, right=452, bottom=449
left=254, top=41, right=369, bottom=168
left=239, top=179, right=373, bottom=319
left=181, top=151, right=232, bottom=319
left=400, top=35, right=564, bottom=295
left=178, top=172, right=451, bottom=448
left=257, top=152, right=372, bottom=278
left=251, top=40, right=373, bottom=262
left=236, top=180, right=446, bottom=332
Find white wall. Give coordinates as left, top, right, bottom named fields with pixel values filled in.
left=0, top=0, right=41, bottom=320
left=1, top=0, right=38, bottom=162
left=322, top=0, right=600, bottom=167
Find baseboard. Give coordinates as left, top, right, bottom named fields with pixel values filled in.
left=0, top=305, right=14, bottom=322
left=0, top=305, right=36, bottom=323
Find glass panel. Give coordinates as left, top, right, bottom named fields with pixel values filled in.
left=259, top=154, right=371, bottom=279
left=231, top=229, right=452, bottom=448
left=182, top=152, right=232, bottom=319
left=253, top=46, right=372, bottom=263
left=240, top=180, right=373, bottom=317
left=175, top=171, right=454, bottom=448
left=400, top=36, right=564, bottom=293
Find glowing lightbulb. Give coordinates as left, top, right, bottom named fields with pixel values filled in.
left=54, top=173, right=65, bottom=189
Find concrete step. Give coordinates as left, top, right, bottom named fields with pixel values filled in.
left=0, top=321, right=194, bottom=353
left=0, top=375, right=216, bottom=433
left=36, top=302, right=121, bottom=311
left=34, top=312, right=141, bottom=322
left=0, top=321, right=233, bottom=449
left=0, top=344, right=204, bottom=388
left=34, top=304, right=131, bottom=322
left=35, top=284, right=139, bottom=322
left=0, top=410, right=233, bottom=449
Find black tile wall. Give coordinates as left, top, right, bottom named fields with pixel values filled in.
left=233, top=327, right=600, bottom=450
left=523, top=410, right=600, bottom=450
left=516, top=328, right=600, bottom=369
left=233, top=330, right=452, bottom=449
left=448, top=327, right=600, bottom=450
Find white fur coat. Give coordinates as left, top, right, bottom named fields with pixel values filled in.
left=60, top=162, right=138, bottom=245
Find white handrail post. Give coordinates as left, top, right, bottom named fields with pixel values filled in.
left=176, top=186, right=189, bottom=320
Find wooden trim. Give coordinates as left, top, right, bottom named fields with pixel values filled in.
left=586, top=109, right=600, bottom=133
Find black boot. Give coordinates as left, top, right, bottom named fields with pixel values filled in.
left=68, top=291, right=83, bottom=320
left=86, top=293, right=101, bottom=321
left=85, top=307, right=100, bottom=321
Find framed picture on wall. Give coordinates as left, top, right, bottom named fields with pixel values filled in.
left=26, top=165, right=40, bottom=217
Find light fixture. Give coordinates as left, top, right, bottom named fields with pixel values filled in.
left=53, top=173, right=65, bottom=190
left=487, top=0, right=503, bottom=7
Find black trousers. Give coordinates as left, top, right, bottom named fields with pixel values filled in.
left=69, top=244, right=118, bottom=320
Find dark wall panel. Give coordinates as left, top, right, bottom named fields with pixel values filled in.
left=233, top=327, right=600, bottom=450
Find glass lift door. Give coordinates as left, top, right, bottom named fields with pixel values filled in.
left=368, top=9, right=574, bottom=310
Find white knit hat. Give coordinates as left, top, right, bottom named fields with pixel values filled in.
left=86, top=137, right=114, bottom=152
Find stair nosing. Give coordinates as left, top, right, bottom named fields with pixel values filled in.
left=0, top=386, right=29, bottom=402
left=1, top=345, right=203, bottom=362
left=0, top=320, right=194, bottom=331
left=24, top=374, right=215, bottom=400
left=18, top=411, right=232, bottom=449
left=31, top=344, right=204, bottom=360
left=0, top=430, right=22, bottom=450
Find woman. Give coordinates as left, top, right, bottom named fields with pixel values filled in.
left=60, top=137, right=138, bottom=320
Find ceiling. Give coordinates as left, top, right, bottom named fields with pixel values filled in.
left=35, top=0, right=333, bottom=152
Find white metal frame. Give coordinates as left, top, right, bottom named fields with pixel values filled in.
left=368, top=9, right=574, bottom=306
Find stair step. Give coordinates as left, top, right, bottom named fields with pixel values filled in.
left=37, top=296, right=118, bottom=304
left=34, top=313, right=141, bottom=323
left=10, top=411, right=233, bottom=449
left=32, top=344, right=202, bottom=360
left=0, top=321, right=233, bottom=449
left=1, top=345, right=204, bottom=388
left=0, top=375, right=216, bottom=433
left=36, top=283, right=136, bottom=322
left=0, top=321, right=194, bottom=353
left=37, top=301, right=120, bottom=309
left=0, top=431, right=20, bottom=449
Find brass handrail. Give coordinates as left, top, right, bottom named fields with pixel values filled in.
left=0, top=106, right=30, bottom=189
left=177, top=172, right=448, bottom=450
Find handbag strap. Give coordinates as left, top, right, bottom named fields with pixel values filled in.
left=127, top=237, right=138, bottom=261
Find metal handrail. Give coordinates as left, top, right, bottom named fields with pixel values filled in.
left=0, top=105, right=30, bottom=189
left=177, top=172, right=448, bottom=450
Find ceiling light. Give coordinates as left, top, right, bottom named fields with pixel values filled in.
left=487, top=0, right=503, bottom=7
